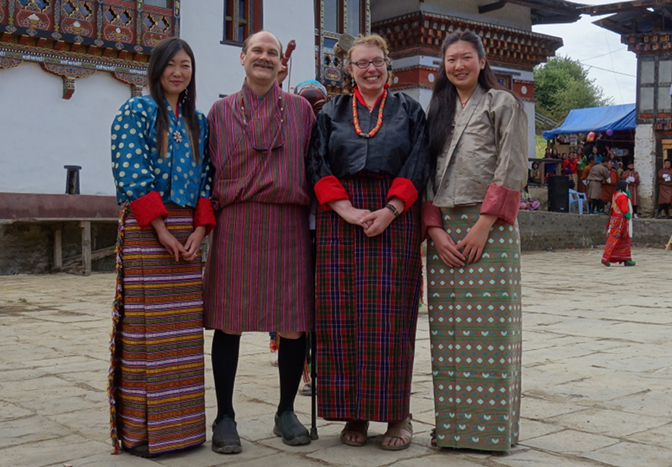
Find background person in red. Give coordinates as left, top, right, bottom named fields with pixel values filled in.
left=602, top=180, right=635, bottom=266
left=563, top=151, right=579, bottom=188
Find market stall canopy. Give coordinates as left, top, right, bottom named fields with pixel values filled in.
left=543, top=104, right=636, bottom=140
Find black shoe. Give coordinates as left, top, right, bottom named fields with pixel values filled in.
left=212, top=416, right=242, bottom=454
left=273, top=410, right=311, bottom=446
left=122, top=444, right=159, bottom=458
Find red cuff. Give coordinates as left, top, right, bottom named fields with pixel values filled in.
left=194, top=197, right=216, bottom=236
left=386, top=177, right=418, bottom=209
left=314, top=175, right=351, bottom=209
left=421, top=201, right=443, bottom=240
left=480, top=183, right=520, bottom=225
left=129, top=191, right=168, bottom=228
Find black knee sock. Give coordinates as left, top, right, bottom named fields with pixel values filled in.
left=277, top=334, right=306, bottom=415
left=212, top=330, right=240, bottom=423
left=632, top=205, right=638, bottom=215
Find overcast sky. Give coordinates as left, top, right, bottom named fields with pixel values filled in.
left=532, top=0, right=638, bottom=106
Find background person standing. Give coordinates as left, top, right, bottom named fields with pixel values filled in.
left=621, top=162, right=640, bottom=218
left=657, top=159, right=672, bottom=218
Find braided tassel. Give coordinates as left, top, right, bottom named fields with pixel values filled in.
left=108, top=203, right=129, bottom=454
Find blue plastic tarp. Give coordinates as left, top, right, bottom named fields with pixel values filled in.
left=543, top=104, right=636, bottom=140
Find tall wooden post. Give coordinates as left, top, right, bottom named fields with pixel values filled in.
left=53, top=228, right=63, bottom=271
left=81, top=221, right=91, bottom=276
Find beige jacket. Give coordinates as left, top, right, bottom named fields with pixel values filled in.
left=426, top=85, right=528, bottom=207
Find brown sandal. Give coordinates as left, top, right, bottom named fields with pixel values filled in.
left=381, top=415, right=413, bottom=451
left=340, top=420, right=369, bottom=447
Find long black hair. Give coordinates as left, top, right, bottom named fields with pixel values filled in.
left=426, top=31, right=518, bottom=158
left=147, top=37, right=200, bottom=162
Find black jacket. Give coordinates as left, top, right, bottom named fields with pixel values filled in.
left=308, top=91, right=431, bottom=198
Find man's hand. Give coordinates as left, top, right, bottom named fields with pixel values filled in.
left=276, top=64, right=288, bottom=84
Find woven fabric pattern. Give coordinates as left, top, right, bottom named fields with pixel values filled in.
left=427, top=205, right=522, bottom=451
left=203, top=202, right=313, bottom=332
left=109, top=204, right=206, bottom=455
left=316, top=173, right=422, bottom=422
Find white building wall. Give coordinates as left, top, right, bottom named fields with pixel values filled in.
left=0, top=61, right=130, bottom=196
left=634, top=123, right=657, bottom=215
left=181, top=0, right=316, bottom=114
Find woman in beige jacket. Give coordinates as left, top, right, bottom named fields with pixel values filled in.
left=422, top=30, right=527, bottom=452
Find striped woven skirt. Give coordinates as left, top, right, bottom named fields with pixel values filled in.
left=316, top=173, right=422, bottom=422
left=202, top=202, right=313, bottom=332
left=108, top=204, right=206, bottom=455
left=602, top=216, right=631, bottom=263
left=427, top=205, right=522, bottom=451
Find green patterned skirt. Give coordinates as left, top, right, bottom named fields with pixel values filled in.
left=427, top=205, right=522, bottom=451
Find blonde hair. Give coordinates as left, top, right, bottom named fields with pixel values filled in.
left=343, top=33, right=393, bottom=94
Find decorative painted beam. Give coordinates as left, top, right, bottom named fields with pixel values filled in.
left=41, top=62, right=97, bottom=99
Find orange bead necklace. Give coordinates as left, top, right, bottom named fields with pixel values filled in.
left=352, top=89, right=388, bottom=138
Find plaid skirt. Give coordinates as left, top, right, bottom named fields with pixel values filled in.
left=602, top=216, right=631, bottom=263
left=315, top=173, right=422, bottom=422
left=427, top=205, right=522, bottom=451
left=108, top=204, right=206, bottom=455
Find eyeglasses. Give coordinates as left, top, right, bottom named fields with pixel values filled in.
left=351, top=58, right=387, bottom=69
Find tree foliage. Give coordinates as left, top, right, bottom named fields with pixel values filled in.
left=534, top=56, right=613, bottom=122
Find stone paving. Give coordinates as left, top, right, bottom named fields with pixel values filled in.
left=1, top=247, right=671, bottom=467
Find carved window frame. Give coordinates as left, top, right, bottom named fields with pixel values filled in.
left=144, top=0, right=173, bottom=8
left=222, top=0, right=263, bottom=47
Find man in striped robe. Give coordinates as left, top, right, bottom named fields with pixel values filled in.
left=202, top=31, right=316, bottom=454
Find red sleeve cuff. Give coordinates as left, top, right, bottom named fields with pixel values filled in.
left=480, top=183, right=520, bottom=225
left=129, top=191, right=168, bottom=228
left=421, top=200, right=443, bottom=240
left=194, top=197, right=216, bottom=236
left=386, top=177, right=418, bottom=209
left=314, top=175, right=351, bottom=209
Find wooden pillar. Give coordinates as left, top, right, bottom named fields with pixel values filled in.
left=53, top=228, right=62, bottom=271
left=81, top=221, right=91, bottom=276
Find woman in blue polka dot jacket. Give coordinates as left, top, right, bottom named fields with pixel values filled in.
left=108, top=36, right=214, bottom=458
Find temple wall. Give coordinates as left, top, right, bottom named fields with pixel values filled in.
left=0, top=62, right=129, bottom=196
left=634, top=124, right=657, bottom=215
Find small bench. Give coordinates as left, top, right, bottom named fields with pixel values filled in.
left=0, top=193, right=119, bottom=275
